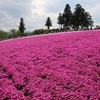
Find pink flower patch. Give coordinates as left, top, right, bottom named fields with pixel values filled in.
left=0, top=30, right=100, bottom=99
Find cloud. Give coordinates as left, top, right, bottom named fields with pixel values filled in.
left=87, top=2, right=100, bottom=25
left=0, top=0, right=33, bottom=31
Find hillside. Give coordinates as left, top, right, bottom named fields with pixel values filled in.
left=0, top=30, right=100, bottom=100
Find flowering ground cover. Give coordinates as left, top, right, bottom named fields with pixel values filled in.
left=0, top=30, right=100, bottom=100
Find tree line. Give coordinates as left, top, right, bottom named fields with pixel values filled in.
left=0, top=4, right=99, bottom=41
left=53, top=4, right=93, bottom=30
left=19, top=4, right=94, bottom=35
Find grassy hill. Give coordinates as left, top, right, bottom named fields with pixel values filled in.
left=0, top=30, right=100, bottom=100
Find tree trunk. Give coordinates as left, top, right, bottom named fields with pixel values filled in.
left=47, top=26, right=50, bottom=30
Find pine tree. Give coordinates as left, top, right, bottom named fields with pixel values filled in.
left=72, top=4, right=93, bottom=30
left=63, top=4, right=72, bottom=30
left=83, top=12, right=93, bottom=29
left=45, top=17, right=52, bottom=29
left=72, top=4, right=85, bottom=30
left=19, top=17, right=26, bottom=36
left=57, top=13, right=64, bottom=29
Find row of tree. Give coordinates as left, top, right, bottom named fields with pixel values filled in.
left=0, top=4, right=95, bottom=40
left=45, top=4, right=94, bottom=30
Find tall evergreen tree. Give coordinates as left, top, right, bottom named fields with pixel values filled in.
left=83, top=12, right=93, bottom=29
left=72, top=4, right=93, bottom=30
left=57, top=13, right=64, bottom=29
left=63, top=4, right=72, bottom=29
left=72, top=4, right=85, bottom=30
left=19, top=17, right=26, bottom=36
left=45, top=17, right=52, bottom=29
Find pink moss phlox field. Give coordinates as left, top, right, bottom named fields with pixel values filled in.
left=0, top=30, right=100, bottom=100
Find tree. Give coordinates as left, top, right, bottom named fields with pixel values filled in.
left=45, top=17, right=52, bottom=29
left=63, top=4, right=72, bottom=29
left=72, top=4, right=93, bottom=30
left=57, top=13, right=64, bottom=29
left=10, top=29, right=20, bottom=38
left=85, top=12, right=93, bottom=29
left=72, top=4, right=85, bottom=30
left=19, top=17, right=26, bottom=36
left=0, top=30, right=8, bottom=40
left=80, top=12, right=93, bottom=29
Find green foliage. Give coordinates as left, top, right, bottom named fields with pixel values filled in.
left=0, top=30, right=8, bottom=40
left=63, top=4, right=72, bottom=29
left=72, top=4, right=93, bottom=30
left=32, top=29, right=45, bottom=35
left=32, top=28, right=60, bottom=35
left=83, top=12, right=93, bottom=29
left=10, top=29, right=20, bottom=38
left=19, top=17, right=26, bottom=36
left=57, top=13, right=64, bottom=29
left=45, top=17, right=52, bottom=29
left=57, top=4, right=94, bottom=30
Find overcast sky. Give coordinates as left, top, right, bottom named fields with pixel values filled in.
left=0, top=0, right=100, bottom=31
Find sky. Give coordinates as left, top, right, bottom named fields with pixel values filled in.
left=0, top=0, right=100, bottom=32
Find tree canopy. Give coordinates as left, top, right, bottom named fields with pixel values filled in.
left=57, top=4, right=94, bottom=30
left=63, top=4, right=72, bottom=29
left=57, top=13, right=64, bottom=29
left=45, top=17, right=52, bottom=29
left=19, top=17, right=26, bottom=36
